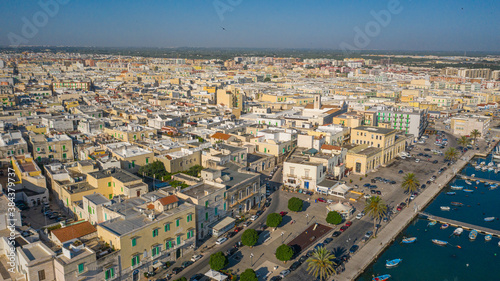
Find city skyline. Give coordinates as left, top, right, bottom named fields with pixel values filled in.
left=1, top=0, right=499, bottom=52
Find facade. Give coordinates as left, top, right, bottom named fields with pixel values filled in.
left=155, top=149, right=202, bottom=174
left=28, top=133, right=74, bottom=163
left=451, top=115, right=491, bottom=137
left=0, top=130, right=28, bottom=160
left=104, top=124, right=157, bottom=143
left=376, top=109, right=428, bottom=137
left=283, top=154, right=326, bottom=192
left=104, top=142, right=154, bottom=174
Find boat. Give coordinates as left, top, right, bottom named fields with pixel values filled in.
left=440, top=206, right=451, bottom=211
left=432, top=239, right=448, bottom=246
left=402, top=237, right=417, bottom=244
left=451, top=202, right=463, bottom=206
left=450, top=185, right=463, bottom=190
left=498, top=241, right=500, bottom=247
left=476, top=180, right=481, bottom=184
left=446, top=192, right=456, bottom=195
left=428, top=221, right=437, bottom=226
left=488, top=167, right=494, bottom=171
left=490, top=184, right=498, bottom=190
left=480, top=161, right=486, bottom=166
left=441, top=223, right=449, bottom=229
left=453, top=228, right=464, bottom=236
left=386, top=259, right=402, bottom=268
left=463, top=189, right=474, bottom=193
left=484, top=217, right=495, bottom=222
left=471, top=174, right=476, bottom=177
left=485, top=235, right=492, bottom=241
left=465, top=180, right=472, bottom=185
left=373, top=274, right=391, bottom=281
left=488, top=162, right=494, bottom=167
left=469, top=229, right=478, bottom=240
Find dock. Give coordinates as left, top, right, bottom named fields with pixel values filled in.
left=419, top=212, right=500, bottom=238
left=460, top=175, right=500, bottom=186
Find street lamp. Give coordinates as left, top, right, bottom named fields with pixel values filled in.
left=281, top=232, right=285, bottom=244
left=306, top=214, right=309, bottom=225
left=250, top=253, right=254, bottom=266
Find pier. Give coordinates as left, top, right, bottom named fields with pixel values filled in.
left=460, top=175, right=500, bottom=186
left=419, top=212, right=500, bottom=238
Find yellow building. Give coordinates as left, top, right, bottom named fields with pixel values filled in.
left=216, top=85, right=244, bottom=118
left=104, top=124, right=157, bottom=143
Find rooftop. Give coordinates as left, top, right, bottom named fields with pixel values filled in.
left=352, top=126, right=395, bottom=135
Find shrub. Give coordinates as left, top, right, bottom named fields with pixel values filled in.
left=326, top=211, right=343, bottom=225
left=266, top=213, right=283, bottom=228
left=240, top=268, right=258, bottom=281
left=275, top=244, right=294, bottom=262
left=288, top=197, right=303, bottom=212
left=241, top=229, right=258, bottom=247
left=209, top=251, right=228, bottom=271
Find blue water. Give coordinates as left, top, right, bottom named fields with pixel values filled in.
left=358, top=153, right=500, bottom=281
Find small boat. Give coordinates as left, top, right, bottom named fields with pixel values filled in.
left=402, top=237, right=417, bottom=244
left=450, top=185, right=463, bottom=190
left=480, top=161, right=486, bottom=166
left=476, top=180, right=481, bottom=184
left=386, top=259, right=402, bottom=268
left=453, top=228, right=464, bottom=236
left=498, top=241, right=500, bottom=247
left=440, top=206, right=451, bottom=211
left=373, top=274, right=391, bottom=281
left=465, top=180, right=472, bottom=185
left=451, top=202, right=463, bottom=207
left=484, top=217, right=495, bottom=222
left=490, top=184, right=498, bottom=190
left=463, top=189, right=474, bottom=193
left=488, top=167, right=494, bottom=171
left=446, top=192, right=456, bottom=195
left=441, top=223, right=449, bottom=229
left=432, top=239, right=448, bottom=246
left=471, top=174, right=476, bottom=177
left=428, top=221, right=437, bottom=226
left=469, top=229, right=478, bottom=240
left=485, top=235, right=492, bottom=241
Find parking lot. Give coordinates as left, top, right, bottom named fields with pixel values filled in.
left=21, top=199, right=70, bottom=230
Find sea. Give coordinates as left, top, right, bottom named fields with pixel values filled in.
left=358, top=153, right=500, bottom=281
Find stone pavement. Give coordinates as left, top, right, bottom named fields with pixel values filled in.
left=330, top=144, right=490, bottom=281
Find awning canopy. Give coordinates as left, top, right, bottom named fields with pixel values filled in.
left=205, top=269, right=228, bottom=281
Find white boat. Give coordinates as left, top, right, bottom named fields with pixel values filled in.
left=480, top=161, right=486, bottom=166
left=440, top=206, right=451, bottom=211
left=453, top=228, right=463, bottom=236
left=451, top=185, right=464, bottom=190
left=485, top=235, right=492, bottom=241
left=482, top=166, right=488, bottom=171
left=488, top=162, right=494, bottom=167
left=484, top=217, right=496, bottom=222
left=490, top=184, right=498, bottom=190
left=465, top=180, right=472, bottom=185
left=471, top=174, right=476, bottom=177
left=488, top=167, right=494, bottom=171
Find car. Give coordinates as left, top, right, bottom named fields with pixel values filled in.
left=314, top=243, right=324, bottom=250
left=234, top=226, right=243, bottom=233
left=182, top=261, right=193, bottom=268
left=376, top=190, right=382, bottom=195
left=409, top=195, right=415, bottom=201
left=317, top=198, right=326, bottom=203
left=383, top=217, right=389, bottom=222
left=172, top=267, right=183, bottom=274
left=365, top=231, right=373, bottom=238
left=323, top=238, right=333, bottom=244
left=243, top=221, right=252, bottom=227
left=349, top=245, right=359, bottom=254
left=340, top=226, right=348, bottom=232
left=418, top=153, right=424, bottom=156
left=424, top=148, right=431, bottom=151
left=398, top=170, right=404, bottom=174
left=191, top=254, right=203, bottom=262
left=226, top=248, right=237, bottom=256
left=306, top=250, right=314, bottom=257
left=332, top=231, right=341, bottom=237
left=270, top=276, right=283, bottom=281
left=364, top=194, right=371, bottom=199
left=279, top=211, right=288, bottom=217
left=390, top=180, right=396, bottom=184
left=397, top=205, right=403, bottom=211
left=227, top=231, right=236, bottom=238
left=280, top=270, right=291, bottom=278
left=370, top=190, right=377, bottom=194
left=216, top=237, right=227, bottom=245
left=433, top=160, right=438, bottom=164
left=426, top=180, right=431, bottom=185
left=299, top=255, right=308, bottom=263
left=189, top=273, right=205, bottom=281
left=415, top=158, right=420, bottom=163
left=256, top=210, right=264, bottom=216
left=356, top=212, right=364, bottom=219
left=371, top=179, right=377, bottom=183
left=250, top=215, right=259, bottom=221
left=364, top=183, right=371, bottom=187
left=369, top=185, right=378, bottom=189
left=265, top=202, right=271, bottom=207
left=361, top=236, right=369, bottom=243
left=345, top=221, right=352, bottom=227
left=289, top=261, right=301, bottom=271
left=327, top=199, right=334, bottom=204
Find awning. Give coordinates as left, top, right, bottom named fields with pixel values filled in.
left=205, top=269, right=228, bottom=281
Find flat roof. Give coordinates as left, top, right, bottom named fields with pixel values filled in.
left=352, top=126, right=395, bottom=135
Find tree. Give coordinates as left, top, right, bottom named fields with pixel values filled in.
left=241, top=229, right=258, bottom=247
left=264, top=77, right=271, bottom=82
left=325, top=211, right=342, bottom=225
left=240, top=268, right=258, bottom=281
left=174, top=278, right=187, bottom=281
left=364, top=196, right=387, bottom=235
left=209, top=251, right=228, bottom=271
left=266, top=213, right=283, bottom=228
left=444, top=147, right=459, bottom=161
left=457, top=136, right=471, bottom=152
left=275, top=244, right=294, bottom=263
left=184, top=165, right=203, bottom=177
left=470, top=129, right=481, bottom=144
left=288, top=197, right=303, bottom=212
left=306, top=246, right=336, bottom=281
left=401, top=173, right=420, bottom=201
left=138, top=160, right=170, bottom=180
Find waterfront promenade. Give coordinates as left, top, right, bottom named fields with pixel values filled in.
left=331, top=146, right=490, bottom=281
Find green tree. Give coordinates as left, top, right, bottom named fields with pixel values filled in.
left=401, top=173, right=420, bottom=201
left=306, top=246, right=336, bottom=281
left=184, top=165, right=203, bottom=177
left=288, top=197, right=303, bottom=212
left=325, top=211, right=342, bottom=225
left=240, top=268, right=258, bottom=281
left=241, top=229, right=258, bottom=247
left=266, top=213, right=283, bottom=228
left=264, top=77, right=271, bottom=82
left=174, top=278, right=187, bottom=281
left=209, top=251, right=228, bottom=271
left=444, top=147, right=459, bottom=161
left=470, top=129, right=481, bottom=144
left=457, top=136, right=471, bottom=152
left=364, top=196, right=387, bottom=235
left=138, top=160, right=170, bottom=180
left=275, top=244, right=294, bottom=263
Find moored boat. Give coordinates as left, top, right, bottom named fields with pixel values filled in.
left=441, top=223, right=449, bottom=229
left=485, top=235, right=492, bottom=241
left=463, top=189, right=474, bottom=193
left=385, top=259, right=402, bottom=268
left=453, top=228, right=463, bottom=236
left=428, top=221, right=437, bottom=226
left=446, top=192, right=456, bottom=195
left=451, top=185, right=463, bottom=190
left=484, top=217, right=495, bottom=222
left=373, top=274, right=391, bottom=281
left=402, top=237, right=417, bottom=244
left=440, top=206, right=451, bottom=211
left=432, top=239, right=448, bottom=246
left=469, top=229, right=478, bottom=240
left=465, top=180, right=472, bottom=185
left=451, top=202, right=463, bottom=206
left=490, top=184, right=498, bottom=190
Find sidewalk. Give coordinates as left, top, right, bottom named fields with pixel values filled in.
left=331, top=147, right=481, bottom=281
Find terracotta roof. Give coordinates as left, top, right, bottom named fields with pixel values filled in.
left=157, top=195, right=179, bottom=206
left=147, top=204, right=155, bottom=209
left=211, top=132, right=232, bottom=140
left=321, top=144, right=342, bottom=151
left=51, top=221, right=97, bottom=243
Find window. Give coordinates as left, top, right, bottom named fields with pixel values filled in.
left=146, top=157, right=149, bottom=164
left=166, top=240, right=173, bottom=249
left=176, top=236, right=181, bottom=245
left=132, top=237, right=137, bottom=246
left=131, top=255, right=140, bottom=266
left=187, top=214, right=192, bottom=222
left=105, top=268, right=115, bottom=280
left=108, top=182, right=111, bottom=187
left=152, top=229, right=159, bottom=237
left=132, top=160, right=135, bottom=168
left=37, top=147, right=40, bottom=152
left=224, top=202, right=226, bottom=211
left=152, top=245, right=160, bottom=257
left=176, top=219, right=180, bottom=227
left=78, top=263, right=85, bottom=273
left=38, top=270, right=46, bottom=280
left=215, top=207, right=218, bottom=216
left=205, top=212, right=208, bottom=221
left=165, top=223, right=170, bottom=232
left=205, top=200, right=209, bottom=208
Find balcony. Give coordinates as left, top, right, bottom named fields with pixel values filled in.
left=286, top=174, right=296, bottom=178
left=301, top=176, right=312, bottom=180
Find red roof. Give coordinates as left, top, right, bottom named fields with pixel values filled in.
left=51, top=221, right=96, bottom=243
left=211, top=132, right=232, bottom=140
left=321, top=144, right=342, bottom=151
left=157, top=195, right=179, bottom=206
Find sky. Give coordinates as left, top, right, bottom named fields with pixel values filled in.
left=1, top=0, right=499, bottom=52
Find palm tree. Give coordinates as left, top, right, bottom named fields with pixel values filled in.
left=306, top=246, right=336, bottom=281
left=457, top=136, right=470, bottom=152
left=364, top=196, right=387, bottom=236
left=444, top=147, right=459, bottom=161
left=470, top=129, right=481, bottom=144
left=401, top=173, right=420, bottom=201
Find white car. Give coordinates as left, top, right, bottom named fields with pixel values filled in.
left=216, top=237, right=227, bottom=245
left=415, top=159, right=420, bottom=163
left=356, top=212, right=365, bottom=219
left=191, top=254, right=203, bottom=262
left=280, top=270, right=291, bottom=278
left=250, top=215, right=259, bottom=221
left=327, top=199, right=334, bottom=204
left=364, top=194, right=371, bottom=199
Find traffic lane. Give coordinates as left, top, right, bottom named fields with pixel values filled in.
left=177, top=191, right=282, bottom=279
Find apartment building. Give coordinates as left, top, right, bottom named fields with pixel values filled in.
left=28, top=133, right=74, bottom=163
left=41, top=116, right=76, bottom=131
left=376, top=109, right=428, bottom=138
left=97, top=194, right=196, bottom=280
left=283, top=153, right=326, bottom=192
left=10, top=155, right=49, bottom=207
left=155, top=148, right=202, bottom=173
left=104, top=124, right=157, bottom=143
left=104, top=142, right=154, bottom=173
left=216, top=85, right=244, bottom=118
left=0, top=130, right=28, bottom=160
left=451, top=115, right=491, bottom=137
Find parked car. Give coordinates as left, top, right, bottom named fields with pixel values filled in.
left=189, top=273, right=205, bottom=281
left=289, top=261, right=301, bottom=271
left=280, top=270, right=291, bottom=278
left=356, top=212, right=364, bottom=219
left=299, top=255, right=308, bottom=263
left=226, top=248, right=237, bottom=256
left=227, top=232, right=236, bottom=238
left=216, top=237, right=227, bottom=245
left=365, top=231, right=373, bottom=238
left=172, top=267, right=183, bottom=274
left=340, top=226, right=348, bottom=232
left=349, top=245, right=359, bottom=254
left=398, top=170, right=404, bottom=174
left=345, top=221, right=353, bottom=227
left=250, top=215, right=259, bottom=221
left=323, top=238, right=333, bottom=244
left=243, top=221, right=252, bottom=227
left=191, top=255, right=203, bottom=262
left=182, top=261, right=193, bottom=268
left=234, top=226, right=243, bottom=233
left=279, top=211, right=288, bottom=217
left=332, top=231, right=342, bottom=237
left=256, top=210, right=264, bottom=216
left=270, top=276, right=282, bottom=281
left=317, top=198, right=327, bottom=203
left=376, top=190, right=382, bottom=195
left=265, top=202, right=271, bottom=207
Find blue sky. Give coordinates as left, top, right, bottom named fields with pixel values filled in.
left=1, top=0, right=498, bottom=51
